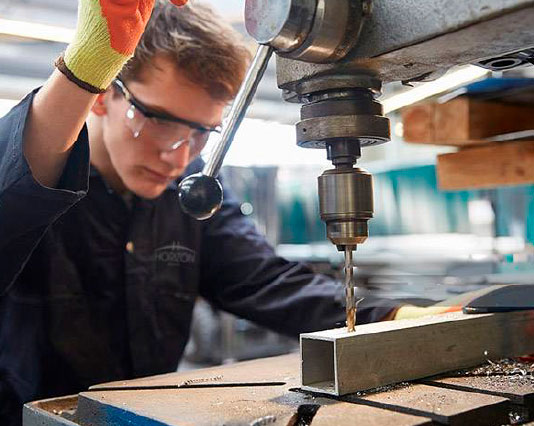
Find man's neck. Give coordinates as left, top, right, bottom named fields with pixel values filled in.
left=87, top=114, right=128, bottom=194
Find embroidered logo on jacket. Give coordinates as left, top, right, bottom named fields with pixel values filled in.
left=154, top=242, right=196, bottom=265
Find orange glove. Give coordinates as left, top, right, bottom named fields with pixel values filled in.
left=394, top=285, right=511, bottom=320
left=393, top=285, right=534, bottom=362
left=57, top=0, right=188, bottom=93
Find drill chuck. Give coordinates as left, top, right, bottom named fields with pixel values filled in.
left=318, top=167, right=373, bottom=247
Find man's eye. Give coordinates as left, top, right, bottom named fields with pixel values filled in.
left=195, top=129, right=211, bottom=140
left=150, top=117, right=174, bottom=128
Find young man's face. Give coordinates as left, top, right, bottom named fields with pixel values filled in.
left=100, top=56, right=226, bottom=199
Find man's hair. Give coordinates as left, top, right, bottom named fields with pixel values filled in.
left=119, top=1, right=252, bottom=102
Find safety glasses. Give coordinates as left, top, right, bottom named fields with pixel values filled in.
left=112, top=79, right=222, bottom=152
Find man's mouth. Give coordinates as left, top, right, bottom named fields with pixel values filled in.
left=141, top=167, right=177, bottom=184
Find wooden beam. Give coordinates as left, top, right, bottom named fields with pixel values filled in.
left=300, top=310, right=534, bottom=396
left=402, top=103, right=436, bottom=143
left=436, top=141, right=534, bottom=190
left=402, top=98, right=534, bottom=146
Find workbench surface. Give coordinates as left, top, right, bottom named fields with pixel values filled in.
left=24, top=353, right=534, bottom=426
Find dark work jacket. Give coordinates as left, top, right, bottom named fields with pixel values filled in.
left=0, top=90, right=397, bottom=424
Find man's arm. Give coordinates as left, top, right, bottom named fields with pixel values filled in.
left=198, top=188, right=399, bottom=337
left=1, top=0, right=188, bottom=293
left=0, top=89, right=90, bottom=295
left=23, top=0, right=189, bottom=187
left=23, top=0, right=167, bottom=188
left=23, top=71, right=97, bottom=188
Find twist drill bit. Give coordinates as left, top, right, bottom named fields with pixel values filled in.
left=344, top=246, right=356, bottom=332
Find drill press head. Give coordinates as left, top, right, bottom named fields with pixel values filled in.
left=244, top=0, right=389, bottom=252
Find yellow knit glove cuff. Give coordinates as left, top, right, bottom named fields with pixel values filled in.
left=393, top=305, right=453, bottom=321
left=393, top=285, right=510, bottom=320
left=58, top=0, right=143, bottom=93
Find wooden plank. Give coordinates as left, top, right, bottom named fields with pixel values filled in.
left=402, top=98, right=534, bottom=146
left=402, top=104, right=436, bottom=143
left=346, top=383, right=509, bottom=426
left=436, top=141, right=534, bottom=190
left=300, top=311, right=534, bottom=396
left=75, top=354, right=433, bottom=426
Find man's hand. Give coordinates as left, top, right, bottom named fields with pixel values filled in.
left=393, top=284, right=532, bottom=320
left=57, top=0, right=188, bottom=93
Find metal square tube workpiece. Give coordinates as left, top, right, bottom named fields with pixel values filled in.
left=300, top=311, right=534, bottom=396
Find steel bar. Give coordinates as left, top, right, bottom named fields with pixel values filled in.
left=301, top=310, right=534, bottom=396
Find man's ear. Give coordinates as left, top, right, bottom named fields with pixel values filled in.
left=91, top=93, right=109, bottom=116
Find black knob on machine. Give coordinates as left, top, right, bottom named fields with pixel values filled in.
left=178, top=173, right=223, bottom=221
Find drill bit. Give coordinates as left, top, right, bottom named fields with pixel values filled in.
left=344, top=246, right=356, bottom=332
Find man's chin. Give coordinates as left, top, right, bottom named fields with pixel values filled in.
left=128, top=181, right=168, bottom=200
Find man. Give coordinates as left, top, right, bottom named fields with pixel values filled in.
left=0, top=1, right=402, bottom=423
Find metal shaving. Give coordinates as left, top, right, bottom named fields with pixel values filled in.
left=179, top=375, right=223, bottom=386
left=508, top=407, right=529, bottom=425
left=455, top=358, right=534, bottom=378
left=250, top=415, right=277, bottom=426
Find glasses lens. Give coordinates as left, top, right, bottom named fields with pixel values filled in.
left=145, top=118, right=193, bottom=143
left=144, top=119, right=211, bottom=154
left=121, top=94, right=214, bottom=156
left=189, top=130, right=211, bottom=156
left=125, top=105, right=146, bottom=138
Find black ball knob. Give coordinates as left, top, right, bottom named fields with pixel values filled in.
left=178, top=173, right=224, bottom=220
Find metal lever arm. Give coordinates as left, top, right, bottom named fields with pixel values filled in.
left=204, top=44, right=273, bottom=177
left=178, top=44, right=274, bottom=220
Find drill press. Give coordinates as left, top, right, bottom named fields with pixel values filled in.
left=178, top=0, right=534, bottom=331
left=179, top=0, right=388, bottom=332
